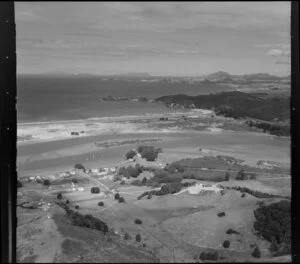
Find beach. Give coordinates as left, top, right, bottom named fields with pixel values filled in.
left=17, top=109, right=290, bottom=177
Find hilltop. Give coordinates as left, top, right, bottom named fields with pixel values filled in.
left=156, top=91, right=290, bottom=130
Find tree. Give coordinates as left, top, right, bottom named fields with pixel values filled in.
left=236, top=169, right=246, bottom=180
left=225, top=172, right=230, bottom=181
left=114, top=193, right=120, bottom=200
left=57, top=193, right=63, bottom=199
left=75, top=205, right=79, bottom=209
left=217, top=212, right=226, bottom=217
left=223, top=240, right=230, bottom=248
left=241, top=193, right=246, bottom=198
left=135, top=234, right=141, bottom=242
left=141, top=177, right=147, bottom=185
left=125, top=150, right=137, bottom=160
left=252, top=246, right=261, bottom=258
left=134, top=219, right=142, bottom=225
left=74, top=163, right=85, bottom=172
left=91, top=187, right=100, bottom=194
left=43, top=179, right=50, bottom=186
left=66, top=200, right=70, bottom=204
left=98, top=201, right=104, bottom=206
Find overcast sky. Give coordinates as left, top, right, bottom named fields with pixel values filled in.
left=16, top=2, right=291, bottom=76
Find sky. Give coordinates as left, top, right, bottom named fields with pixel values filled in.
left=16, top=2, right=291, bottom=76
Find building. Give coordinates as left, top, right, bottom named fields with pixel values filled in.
left=91, top=168, right=99, bottom=173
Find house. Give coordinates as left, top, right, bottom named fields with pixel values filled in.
left=70, top=171, right=76, bottom=176
left=91, top=168, right=99, bottom=173
left=77, top=187, right=84, bottom=191
left=110, top=167, right=116, bottom=173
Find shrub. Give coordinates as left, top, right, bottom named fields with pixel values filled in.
left=135, top=234, right=141, bottom=242
left=124, top=232, right=131, bottom=240
left=43, top=179, right=51, bottom=186
left=74, top=163, right=85, bottom=172
left=17, top=180, right=23, bottom=188
left=66, top=200, right=70, bottom=204
left=98, top=201, right=104, bottom=206
left=118, top=197, right=125, bottom=203
left=75, top=205, right=79, bottom=209
left=57, top=193, right=63, bottom=199
left=114, top=193, right=120, bottom=200
left=217, top=212, right=226, bottom=217
left=164, top=162, right=185, bottom=173
left=226, top=228, right=240, bottom=235
left=252, top=246, right=261, bottom=258
left=125, top=150, right=137, bottom=160
left=241, top=193, right=246, bottom=198
left=135, top=219, right=142, bottom=225
left=223, top=240, right=230, bottom=248
left=91, top=187, right=100, bottom=194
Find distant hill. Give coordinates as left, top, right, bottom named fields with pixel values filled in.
left=156, top=91, right=289, bottom=121
left=203, top=71, right=284, bottom=83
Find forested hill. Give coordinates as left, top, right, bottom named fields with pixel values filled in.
left=156, top=91, right=289, bottom=121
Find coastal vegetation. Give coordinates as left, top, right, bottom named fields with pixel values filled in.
left=156, top=91, right=290, bottom=137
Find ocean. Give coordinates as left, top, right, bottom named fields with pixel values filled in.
left=17, top=75, right=233, bottom=123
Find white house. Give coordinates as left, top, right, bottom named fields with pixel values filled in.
left=77, top=187, right=84, bottom=191
left=70, top=171, right=76, bottom=176
left=91, top=168, right=99, bottom=173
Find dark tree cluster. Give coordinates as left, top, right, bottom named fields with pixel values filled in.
left=98, top=201, right=104, bottom=206
left=135, top=234, right=141, bottom=242
left=246, top=120, right=290, bottom=136
left=117, top=165, right=142, bottom=178
left=43, top=179, right=51, bottom=186
left=251, top=246, right=261, bottom=258
left=222, top=240, right=230, bottom=248
left=91, top=187, right=100, bottom=194
left=56, top=202, right=109, bottom=233
left=137, top=181, right=196, bottom=200
left=134, top=219, right=142, bottom=225
left=199, top=251, right=219, bottom=261
left=125, top=149, right=137, bottom=160
left=151, top=170, right=183, bottom=183
left=253, top=200, right=291, bottom=255
left=137, top=145, right=161, bottom=161
left=74, top=163, right=85, bottom=172
left=223, top=186, right=289, bottom=199
left=217, top=212, right=226, bottom=217
left=57, top=193, right=63, bottom=199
